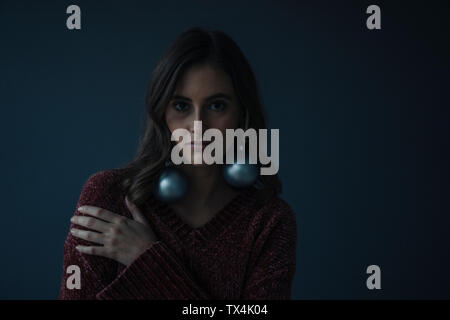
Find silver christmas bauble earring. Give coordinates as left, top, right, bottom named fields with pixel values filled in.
left=154, top=159, right=259, bottom=203
left=153, top=160, right=189, bottom=203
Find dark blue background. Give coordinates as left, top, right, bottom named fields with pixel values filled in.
left=1, top=0, right=449, bottom=299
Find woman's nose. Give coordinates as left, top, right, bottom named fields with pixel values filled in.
left=192, top=106, right=204, bottom=122
left=188, top=107, right=207, bottom=131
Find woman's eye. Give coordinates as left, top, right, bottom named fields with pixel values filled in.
left=209, top=102, right=226, bottom=111
left=173, top=103, right=189, bottom=112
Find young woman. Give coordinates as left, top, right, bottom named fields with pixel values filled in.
left=59, top=27, right=297, bottom=300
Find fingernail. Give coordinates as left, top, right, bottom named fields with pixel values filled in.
left=70, top=217, right=75, bottom=222
left=78, top=206, right=85, bottom=212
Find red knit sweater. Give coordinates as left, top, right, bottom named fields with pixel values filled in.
left=59, top=168, right=297, bottom=300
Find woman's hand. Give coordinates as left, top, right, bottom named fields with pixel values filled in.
left=70, top=196, right=157, bottom=266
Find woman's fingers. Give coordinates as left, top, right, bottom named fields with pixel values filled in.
left=78, top=205, right=125, bottom=224
left=75, top=245, right=112, bottom=259
left=70, top=228, right=105, bottom=245
left=125, top=196, right=148, bottom=226
left=71, top=216, right=109, bottom=233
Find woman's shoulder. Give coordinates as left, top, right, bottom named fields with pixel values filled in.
left=251, top=188, right=297, bottom=228
left=266, top=195, right=296, bottom=221
left=77, top=168, right=127, bottom=213
left=81, top=168, right=126, bottom=193
left=245, top=191, right=297, bottom=243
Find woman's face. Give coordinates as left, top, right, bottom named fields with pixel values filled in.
left=165, top=63, right=241, bottom=165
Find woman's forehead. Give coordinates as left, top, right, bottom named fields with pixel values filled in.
left=174, top=64, right=234, bottom=99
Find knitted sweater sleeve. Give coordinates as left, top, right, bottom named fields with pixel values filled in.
left=241, top=201, right=298, bottom=300
left=60, top=235, right=211, bottom=299
left=95, top=240, right=211, bottom=299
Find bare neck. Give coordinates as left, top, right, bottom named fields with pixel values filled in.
left=175, top=164, right=239, bottom=216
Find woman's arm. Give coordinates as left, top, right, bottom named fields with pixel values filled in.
left=94, top=240, right=211, bottom=299
left=59, top=171, right=212, bottom=299
left=60, top=229, right=212, bottom=299
left=59, top=171, right=122, bottom=299
left=59, top=230, right=119, bottom=299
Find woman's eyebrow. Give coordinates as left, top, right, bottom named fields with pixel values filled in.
left=171, top=93, right=233, bottom=102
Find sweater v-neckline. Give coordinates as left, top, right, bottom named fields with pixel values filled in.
left=146, top=186, right=258, bottom=246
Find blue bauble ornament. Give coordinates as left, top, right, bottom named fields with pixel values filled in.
left=154, top=167, right=189, bottom=203
left=223, top=162, right=260, bottom=188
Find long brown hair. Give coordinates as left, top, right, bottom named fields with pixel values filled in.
left=119, top=26, right=282, bottom=208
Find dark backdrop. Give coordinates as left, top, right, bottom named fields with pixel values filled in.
left=1, top=0, right=449, bottom=299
